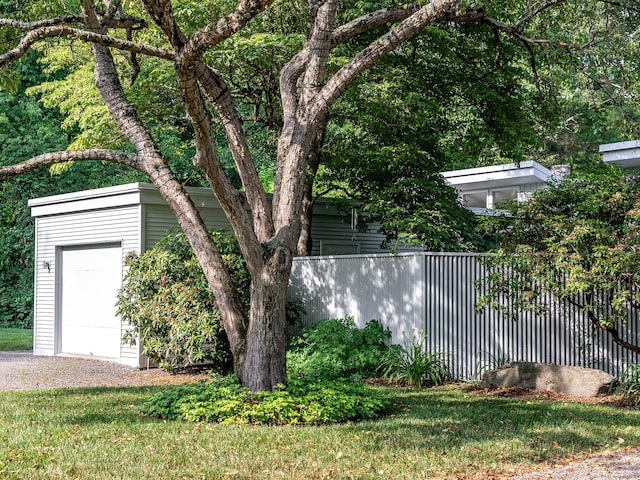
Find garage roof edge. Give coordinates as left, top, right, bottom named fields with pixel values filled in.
left=29, top=182, right=156, bottom=217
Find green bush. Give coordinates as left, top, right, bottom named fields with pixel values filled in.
left=287, top=317, right=392, bottom=381
left=379, top=334, right=453, bottom=387
left=117, top=230, right=249, bottom=371
left=612, top=363, right=640, bottom=406
left=142, top=375, right=390, bottom=425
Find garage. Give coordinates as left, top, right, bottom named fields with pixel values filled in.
left=59, top=244, right=123, bottom=359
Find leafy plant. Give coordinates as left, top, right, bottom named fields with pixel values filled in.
left=286, top=317, right=393, bottom=381
left=117, top=230, right=249, bottom=371
left=612, top=363, right=640, bottom=406
left=379, top=334, right=453, bottom=387
left=142, top=375, right=390, bottom=425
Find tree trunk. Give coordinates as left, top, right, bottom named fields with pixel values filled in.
left=297, top=117, right=326, bottom=256
left=236, top=248, right=292, bottom=391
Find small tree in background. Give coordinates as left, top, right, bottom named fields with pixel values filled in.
left=477, top=167, right=640, bottom=355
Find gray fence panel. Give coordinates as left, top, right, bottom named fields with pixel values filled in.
left=289, top=253, right=426, bottom=344
left=289, top=252, right=640, bottom=379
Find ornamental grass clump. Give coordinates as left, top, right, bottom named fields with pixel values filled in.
left=142, top=375, right=391, bottom=425
left=379, top=334, right=453, bottom=387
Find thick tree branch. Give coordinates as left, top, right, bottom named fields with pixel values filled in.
left=279, top=50, right=307, bottom=126
left=331, top=6, right=485, bottom=48
left=276, top=0, right=455, bottom=234
left=141, top=0, right=187, bottom=49
left=312, top=0, right=455, bottom=121
left=0, top=149, right=140, bottom=179
left=0, top=14, right=146, bottom=31
left=0, top=15, right=84, bottom=29
left=330, top=6, right=421, bottom=47
left=299, top=0, right=338, bottom=108
left=180, top=0, right=274, bottom=63
left=174, top=63, right=265, bottom=273
left=0, top=25, right=174, bottom=67
left=195, top=63, right=275, bottom=243
left=81, top=1, right=251, bottom=351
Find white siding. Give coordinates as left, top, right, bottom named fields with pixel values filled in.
left=30, top=182, right=406, bottom=367
left=33, top=205, right=142, bottom=366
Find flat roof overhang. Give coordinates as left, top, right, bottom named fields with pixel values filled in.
left=600, top=140, right=640, bottom=169
left=441, top=161, right=552, bottom=191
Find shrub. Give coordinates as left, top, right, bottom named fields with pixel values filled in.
left=612, top=363, right=640, bottom=406
left=142, top=375, right=390, bottom=425
left=116, top=230, right=249, bottom=371
left=379, top=334, right=452, bottom=387
left=287, top=317, right=393, bottom=381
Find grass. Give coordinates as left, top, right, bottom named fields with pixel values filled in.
left=1, top=384, right=640, bottom=479
left=0, top=328, right=33, bottom=351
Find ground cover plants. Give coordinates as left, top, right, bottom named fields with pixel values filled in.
left=2, top=383, right=640, bottom=479
left=142, top=318, right=395, bottom=425
left=0, top=328, right=33, bottom=351
left=143, top=375, right=390, bottom=425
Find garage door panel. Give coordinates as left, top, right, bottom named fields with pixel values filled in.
left=60, top=244, right=123, bottom=359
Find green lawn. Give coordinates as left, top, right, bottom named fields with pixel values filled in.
left=0, top=328, right=33, bottom=351
left=1, top=384, right=639, bottom=479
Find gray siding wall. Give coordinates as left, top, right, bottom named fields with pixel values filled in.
left=289, top=253, right=640, bottom=379
left=309, top=202, right=417, bottom=255
left=143, top=203, right=230, bottom=250
left=143, top=195, right=395, bottom=255
left=33, top=205, right=142, bottom=365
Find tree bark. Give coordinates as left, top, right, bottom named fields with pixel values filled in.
left=237, top=254, right=291, bottom=390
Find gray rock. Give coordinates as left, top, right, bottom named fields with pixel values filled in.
left=481, top=362, right=613, bottom=397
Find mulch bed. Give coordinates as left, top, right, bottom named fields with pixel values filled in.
left=461, top=383, right=635, bottom=408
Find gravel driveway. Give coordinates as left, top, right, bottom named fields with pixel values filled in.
left=508, top=449, right=640, bottom=479
left=0, top=350, right=206, bottom=390
left=2, top=351, right=639, bottom=479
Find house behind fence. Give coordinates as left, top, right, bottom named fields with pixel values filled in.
left=288, top=252, right=640, bottom=379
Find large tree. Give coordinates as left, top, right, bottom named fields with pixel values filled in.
left=1, top=0, right=638, bottom=390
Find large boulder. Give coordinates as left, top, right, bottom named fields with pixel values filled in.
left=481, top=362, right=613, bottom=397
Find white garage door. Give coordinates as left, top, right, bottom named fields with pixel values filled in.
left=59, top=244, right=123, bottom=359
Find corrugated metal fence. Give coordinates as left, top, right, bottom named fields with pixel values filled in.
left=288, top=252, right=640, bottom=379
